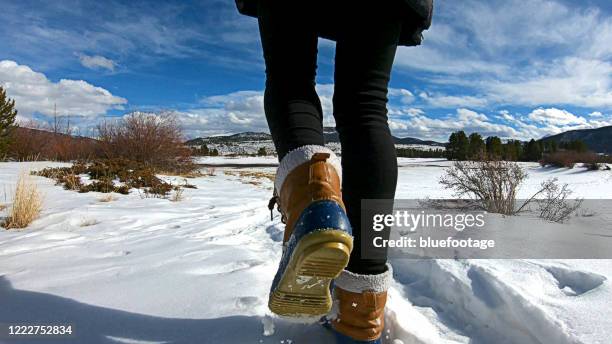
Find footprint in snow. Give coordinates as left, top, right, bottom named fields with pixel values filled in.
left=545, top=265, right=607, bottom=296
left=235, top=296, right=262, bottom=310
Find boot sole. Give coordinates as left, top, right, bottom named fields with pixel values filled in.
left=269, top=229, right=353, bottom=316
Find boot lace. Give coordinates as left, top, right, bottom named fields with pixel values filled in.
left=267, top=188, right=286, bottom=223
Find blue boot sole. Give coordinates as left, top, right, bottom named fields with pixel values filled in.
left=268, top=201, right=353, bottom=316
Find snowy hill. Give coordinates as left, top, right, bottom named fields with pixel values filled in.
left=539, top=125, right=612, bottom=154
left=186, top=129, right=444, bottom=156
left=1, top=159, right=611, bottom=343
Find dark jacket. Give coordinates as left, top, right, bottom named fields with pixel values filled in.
left=235, top=0, right=433, bottom=46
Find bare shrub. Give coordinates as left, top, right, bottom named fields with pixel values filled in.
left=3, top=172, right=43, bottom=229
left=540, top=151, right=601, bottom=169
left=440, top=160, right=583, bottom=222
left=532, top=178, right=583, bottom=223
left=8, top=122, right=99, bottom=161
left=97, top=112, right=192, bottom=172
left=583, top=162, right=603, bottom=170
left=440, top=160, right=526, bottom=214
left=170, top=187, right=184, bottom=202
left=34, top=159, right=179, bottom=197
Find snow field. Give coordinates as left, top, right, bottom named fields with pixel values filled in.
left=0, top=159, right=611, bottom=343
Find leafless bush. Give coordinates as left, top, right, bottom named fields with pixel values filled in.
left=97, top=112, right=191, bottom=172
left=527, top=178, right=583, bottom=223
left=540, top=151, right=605, bottom=169
left=8, top=121, right=99, bottom=161
left=440, top=160, right=526, bottom=214
left=583, top=162, right=604, bottom=170
left=440, top=159, right=583, bottom=222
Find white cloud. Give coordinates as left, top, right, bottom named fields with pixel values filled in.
left=589, top=111, right=603, bottom=117
left=179, top=87, right=612, bottom=141
left=0, top=60, right=127, bottom=117
left=419, top=92, right=488, bottom=108
left=388, top=88, right=415, bottom=104
left=486, top=58, right=612, bottom=108
left=78, top=54, right=116, bottom=72
left=527, top=108, right=587, bottom=126
left=387, top=108, right=520, bottom=141
left=394, top=0, right=612, bottom=110
left=387, top=106, right=612, bottom=142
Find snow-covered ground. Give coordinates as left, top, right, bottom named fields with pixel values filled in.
left=1, top=158, right=611, bottom=344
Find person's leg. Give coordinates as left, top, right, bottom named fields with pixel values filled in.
left=258, top=1, right=323, bottom=160
left=258, top=1, right=353, bottom=318
left=329, top=6, right=402, bottom=343
left=333, top=8, right=401, bottom=275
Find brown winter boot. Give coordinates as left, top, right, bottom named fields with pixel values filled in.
left=268, top=145, right=354, bottom=317
left=330, top=265, right=392, bottom=342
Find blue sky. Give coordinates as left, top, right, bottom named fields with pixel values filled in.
left=1, top=0, right=611, bottom=141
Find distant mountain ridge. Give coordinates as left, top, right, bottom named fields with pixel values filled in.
left=186, top=127, right=445, bottom=147
left=185, top=132, right=272, bottom=145
left=539, top=125, right=612, bottom=153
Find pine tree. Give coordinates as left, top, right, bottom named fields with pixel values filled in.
left=503, top=140, right=521, bottom=161
left=485, top=136, right=503, bottom=159
left=446, top=132, right=458, bottom=160
left=550, top=140, right=558, bottom=153
left=468, top=133, right=485, bottom=160
left=524, top=139, right=542, bottom=161
left=455, top=131, right=469, bottom=160
left=0, top=86, right=18, bottom=156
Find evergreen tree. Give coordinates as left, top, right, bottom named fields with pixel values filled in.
left=0, top=86, right=18, bottom=156
left=485, top=136, right=503, bottom=159
left=199, top=144, right=210, bottom=155
left=468, top=133, right=485, bottom=160
left=455, top=131, right=469, bottom=160
left=446, top=132, right=458, bottom=160
left=550, top=140, right=558, bottom=153
left=524, top=139, right=542, bottom=161
left=513, top=140, right=524, bottom=161
left=561, top=139, right=588, bottom=152
left=503, top=140, right=521, bottom=161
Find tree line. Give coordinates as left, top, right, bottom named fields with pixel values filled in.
left=445, top=130, right=588, bottom=161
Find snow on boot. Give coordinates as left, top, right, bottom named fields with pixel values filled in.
left=268, top=145, right=353, bottom=317
left=329, top=265, right=392, bottom=343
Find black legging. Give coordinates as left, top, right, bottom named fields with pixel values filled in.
left=258, top=2, right=400, bottom=275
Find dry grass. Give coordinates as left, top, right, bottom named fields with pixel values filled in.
left=224, top=170, right=275, bottom=188
left=204, top=167, right=216, bottom=176
left=98, top=194, right=116, bottom=202
left=3, top=172, right=43, bottom=229
left=170, top=188, right=185, bottom=202
left=238, top=171, right=275, bottom=182
left=225, top=170, right=275, bottom=183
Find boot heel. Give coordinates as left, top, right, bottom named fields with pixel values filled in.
left=269, top=199, right=354, bottom=316
left=296, top=234, right=352, bottom=278
left=268, top=229, right=353, bottom=316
